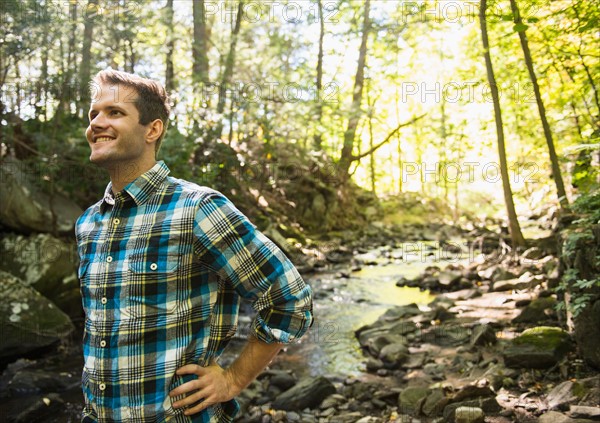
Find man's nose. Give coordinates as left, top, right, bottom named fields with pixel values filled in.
left=90, top=112, right=108, bottom=129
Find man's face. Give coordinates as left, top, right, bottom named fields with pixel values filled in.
left=86, top=82, right=150, bottom=169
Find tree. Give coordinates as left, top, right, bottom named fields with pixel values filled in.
left=165, top=0, right=176, bottom=95
left=479, top=0, right=526, bottom=247
left=338, top=0, right=371, bottom=179
left=313, top=0, right=326, bottom=151
left=510, top=0, right=569, bottom=209
left=192, top=0, right=210, bottom=84
left=78, top=0, right=99, bottom=117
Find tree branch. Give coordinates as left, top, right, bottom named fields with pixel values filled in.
left=350, top=114, right=426, bottom=162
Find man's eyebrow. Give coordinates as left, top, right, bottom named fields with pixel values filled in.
left=89, top=105, right=127, bottom=115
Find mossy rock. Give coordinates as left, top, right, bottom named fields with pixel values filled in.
left=504, top=326, right=573, bottom=369
left=514, top=326, right=571, bottom=350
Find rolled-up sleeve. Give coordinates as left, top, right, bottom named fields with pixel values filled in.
left=193, top=192, right=313, bottom=343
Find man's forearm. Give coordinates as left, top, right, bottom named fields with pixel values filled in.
left=224, top=334, right=283, bottom=396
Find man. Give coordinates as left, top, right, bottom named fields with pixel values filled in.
left=75, top=69, right=313, bottom=422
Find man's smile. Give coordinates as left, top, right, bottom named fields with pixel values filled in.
left=93, top=136, right=116, bottom=143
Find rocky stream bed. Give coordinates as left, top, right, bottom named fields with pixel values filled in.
left=1, top=230, right=599, bottom=423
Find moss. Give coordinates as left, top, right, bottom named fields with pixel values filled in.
left=514, top=326, right=571, bottom=351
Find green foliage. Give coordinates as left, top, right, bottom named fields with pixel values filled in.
left=557, top=223, right=600, bottom=318
left=571, top=191, right=600, bottom=224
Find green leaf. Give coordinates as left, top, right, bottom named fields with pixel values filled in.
left=513, top=23, right=529, bottom=32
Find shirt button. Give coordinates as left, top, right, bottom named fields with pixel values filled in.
left=114, top=218, right=120, bottom=225
left=101, top=297, right=107, bottom=305
left=150, top=263, right=158, bottom=270
left=106, top=256, right=113, bottom=263
left=99, top=383, right=106, bottom=391
left=100, top=340, right=107, bottom=347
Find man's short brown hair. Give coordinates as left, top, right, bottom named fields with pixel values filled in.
left=91, top=69, right=171, bottom=155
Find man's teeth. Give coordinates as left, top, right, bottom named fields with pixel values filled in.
left=96, top=137, right=114, bottom=143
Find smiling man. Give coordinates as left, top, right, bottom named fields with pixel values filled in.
left=75, top=69, right=313, bottom=422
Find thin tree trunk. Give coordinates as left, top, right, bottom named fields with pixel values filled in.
left=510, top=0, right=569, bottom=208
left=78, top=0, right=98, bottom=117
left=165, top=0, right=176, bottom=95
left=339, top=0, right=371, bottom=179
left=214, top=1, right=244, bottom=139
left=367, top=86, right=376, bottom=194
left=313, top=0, right=325, bottom=150
left=480, top=0, right=526, bottom=247
left=192, top=0, right=210, bottom=84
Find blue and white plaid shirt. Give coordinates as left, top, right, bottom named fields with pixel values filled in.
left=75, top=161, right=313, bottom=422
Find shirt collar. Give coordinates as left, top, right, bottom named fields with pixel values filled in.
left=101, top=161, right=170, bottom=208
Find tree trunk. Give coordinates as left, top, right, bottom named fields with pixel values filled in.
left=367, top=87, right=376, bottom=194
left=165, top=0, right=176, bottom=96
left=78, top=0, right=98, bottom=117
left=214, top=1, right=244, bottom=139
left=479, top=0, right=526, bottom=247
left=192, top=0, right=210, bottom=84
left=510, top=0, right=569, bottom=209
left=313, top=0, right=325, bottom=150
left=339, top=0, right=371, bottom=180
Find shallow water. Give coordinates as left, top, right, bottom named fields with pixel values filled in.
left=269, top=261, right=436, bottom=379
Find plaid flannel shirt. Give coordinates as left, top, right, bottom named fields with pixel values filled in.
left=75, top=161, right=313, bottom=422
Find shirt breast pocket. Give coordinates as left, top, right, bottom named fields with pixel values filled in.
left=127, top=254, right=181, bottom=317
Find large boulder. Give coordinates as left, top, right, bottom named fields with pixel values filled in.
left=573, top=298, right=600, bottom=369
left=0, top=157, right=83, bottom=234
left=503, top=326, right=572, bottom=369
left=0, top=270, right=74, bottom=360
left=0, top=233, right=78, bottom=294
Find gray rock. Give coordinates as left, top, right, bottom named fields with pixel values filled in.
left=537, top=411, right=596, bottom=423
left=454, top=406, right=484, bottom=423
left=365, top=357, right=384, bottom=372
left=267, top=371, right=297, bottom=391
left=569, top=406, right=600, bottom=419
left=14, top=393, right=65, bottom=423
left=545, top=381, right=586, bottom=411
left=451, top=385, right=494, bottom=403
left=504, top=326, right=572, bottom=369
left=0, top=271, right=74, bottom=359
left=379, top=304, right=422, bottom=321
left=573, top=299, right=600, bottom=370
left=470, top=324, right=497, bottom=346
left=404, top=352, right=427, bottom=369
left=421, top=324, right=471, bottom=347
left=0, top=157, right=83, bottom=234
left=365, top=333, right=406, bottom=356
left=512, top=297, right=558, bottom=324
left=398, top=386, right=430, bottom=415
left=0, top=233, right=78, bottom=298
left=492, top=277, right=534, bottom=291
left=422, top=388, right=449, bottom=417
left=7, top=369, right=77, bottom=397
left=272, top=376, right=336, bottom=411
left=379, top=342, right=409, bottom=368
left=443, top=397, right=501, bottom=422
left=438, top=269, right=462, bottom=288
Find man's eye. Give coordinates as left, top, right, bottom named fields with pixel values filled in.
left=110, top=110, right=122, bottom=116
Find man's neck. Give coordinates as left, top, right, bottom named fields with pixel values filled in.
left=108, top=160, right=157, bottom=193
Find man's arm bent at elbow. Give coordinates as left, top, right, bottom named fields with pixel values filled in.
left=169, top=334, right=283, bottom=416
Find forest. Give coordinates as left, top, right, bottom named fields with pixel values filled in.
left=0, top=1, right=599, bottom=422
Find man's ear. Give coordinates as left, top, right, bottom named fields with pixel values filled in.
left=145, top=119, right=164, bottom=144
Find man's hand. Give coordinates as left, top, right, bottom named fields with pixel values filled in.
left=169, top=335, right=283, bottom=416
left=169, top=363, right=241, bottom=415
